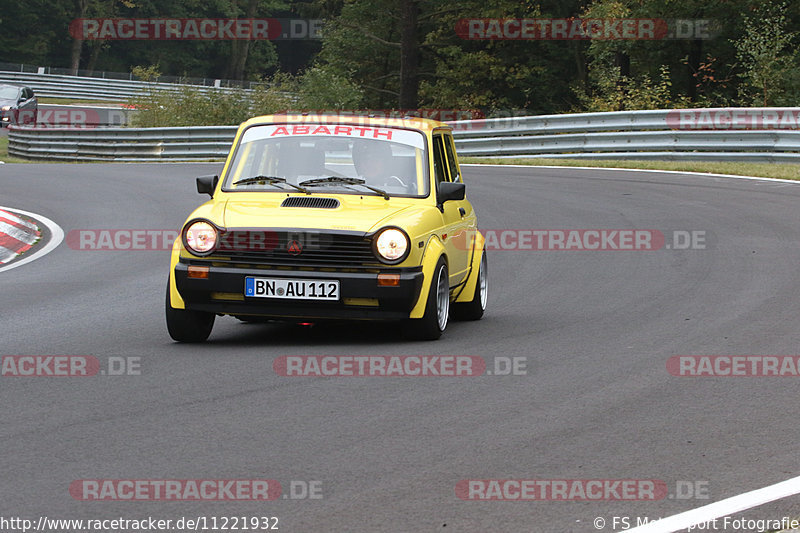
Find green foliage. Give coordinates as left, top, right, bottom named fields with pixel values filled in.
left=129, top=64, right=365, bottom=127
left=295, top=65, right=364, bottom=109
left=733, top=0, right=799, bottom=106
left=13, top=0, right=800, bottom=117
left=574, top=65, right=691, bottom=112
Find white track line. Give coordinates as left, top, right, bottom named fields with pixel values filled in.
left=461, top=163, right=800, bottom=185
left=0, top=207, right=63, bottom=273
left=466, top=162, right=800, bottom=532
left=627, top=471, right=800, bottom=531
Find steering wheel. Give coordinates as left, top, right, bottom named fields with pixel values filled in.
left=384, top=175, right=407, bottom=188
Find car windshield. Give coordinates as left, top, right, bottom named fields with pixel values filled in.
left=223, top=123, right=429, bottom=197
left=0, top=86, right=19, bottom=100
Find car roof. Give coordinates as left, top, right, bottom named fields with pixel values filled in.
left=243, top=114, right=451, bottom=133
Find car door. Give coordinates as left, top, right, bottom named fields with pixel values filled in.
left=18, top=88, right=35, bottom=123
left=432, top=131, right=469, bottom=285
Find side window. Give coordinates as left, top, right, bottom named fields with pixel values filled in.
left=442, top=134, right=461, bottom=183
left=432, top=134, right=449, bottom=187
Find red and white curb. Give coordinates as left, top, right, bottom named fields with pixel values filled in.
left=0, top=208, right=40, bottom=264
left=0, top=206, right=63, bottom=273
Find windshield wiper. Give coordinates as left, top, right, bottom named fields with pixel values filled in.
left=232, top=175, right=309, bottom=194
left=299, top=177, right=389, bottom=200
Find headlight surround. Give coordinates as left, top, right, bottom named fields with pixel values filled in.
left=373, top=227, right=410, bottom=264
left=183, top=219, right=218, bottom=256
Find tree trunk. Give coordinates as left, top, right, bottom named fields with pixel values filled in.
left=86, top=42, right=104, bottom=75
left=398, top=0, right=419, bottom=109
left=614, top=51, right=630, bottom=78
left=70, top=38, right=83, bottom=75
left=614, top=52, right=630, bottom=111
left=687, top=39, right=702, bottom=102
left=70, top=0, right=89, bottom=75
left=228, top=0, right=259, bottom=80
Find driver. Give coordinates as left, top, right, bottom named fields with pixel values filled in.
left=352, top=140, right=408, bottom=193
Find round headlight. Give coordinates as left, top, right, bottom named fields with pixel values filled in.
left=184, top=221, right=218, bottom=254
left=375, top=228, right=409, bottom=263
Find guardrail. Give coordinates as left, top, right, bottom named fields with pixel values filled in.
left=7, top=126, right=237, bottom=162
left=8, top=108, right=800, bottom=162
left=35, top=104, right=133, bottom=126
left=0, top=70, right=255, bottom=102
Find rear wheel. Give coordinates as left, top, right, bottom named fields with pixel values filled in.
left=165, top=281, right=214, bottom=342
left=406, top=257, right=449, bottom=340
left=452, top=251, right=487, bottom=321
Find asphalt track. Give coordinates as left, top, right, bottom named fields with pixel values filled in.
left=1, top=162, right=800, bottom=532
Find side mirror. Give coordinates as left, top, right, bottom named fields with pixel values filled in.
left=196, top=175, right=219, bottom=197
left=438, top=181, right=465, bottom=204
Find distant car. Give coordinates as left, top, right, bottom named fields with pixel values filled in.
left=166, top=114, right=487, bottom=342
left=0, top=84, right=37, bottom=126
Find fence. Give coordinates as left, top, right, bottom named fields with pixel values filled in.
left=0, top=67, right=256, bottom=102
left=8, top=108, right=800, bottom=162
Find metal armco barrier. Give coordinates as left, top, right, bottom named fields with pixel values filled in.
left=0, top=70, right=253, bottom=102
left=8, top=108, right=800, bottom=162
left=8, top=126, right=237, bottom=162
left=36, top=104, right=133, bottom=126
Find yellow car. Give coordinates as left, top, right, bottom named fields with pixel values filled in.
left=166, top=115, right=487, bottom=342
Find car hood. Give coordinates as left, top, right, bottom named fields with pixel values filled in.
left=0, top=98, right=16, bottom=106
left=221, top=194, right=418, bottom=234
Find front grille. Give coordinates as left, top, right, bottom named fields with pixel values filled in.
left=281, top=196, right=340, bottom=209
left=206, top=230, right=378, bottom=267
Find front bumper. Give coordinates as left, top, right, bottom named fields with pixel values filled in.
left=175, top=260, right=424, bottom=320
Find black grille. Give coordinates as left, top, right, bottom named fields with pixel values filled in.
left=206, top=230, right=378, bottom=267
left=281, top=196, right=340, bottom=209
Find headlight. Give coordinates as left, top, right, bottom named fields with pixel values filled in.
left=184, top=220, right=218, bottom=255
left=1, top=106, right=10, bottom=111
left=374, top=228, right=409, bottom=263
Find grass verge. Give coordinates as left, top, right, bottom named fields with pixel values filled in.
left=461, top=157, right=800, bottom=181
left=38, top=97, right=123, bottom=106
left=0, top=135, right=30, bottom=163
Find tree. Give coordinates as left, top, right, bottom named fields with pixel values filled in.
left=733, top=0, right=798, bottom=106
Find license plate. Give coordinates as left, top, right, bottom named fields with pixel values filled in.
left=245, top=277, right=340, bottom=300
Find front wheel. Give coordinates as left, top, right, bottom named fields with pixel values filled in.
left=406, top=257, right=449, bottom=340
left=165, top=281, right=214, bottom=342
left=452, top=251, right=487, bottom=321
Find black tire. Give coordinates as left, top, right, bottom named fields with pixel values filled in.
left=452, top=251, right=487, bottom=321
left=406, top=257, right=449, bottom=340
left=165, top=281, right=214, bottom=342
